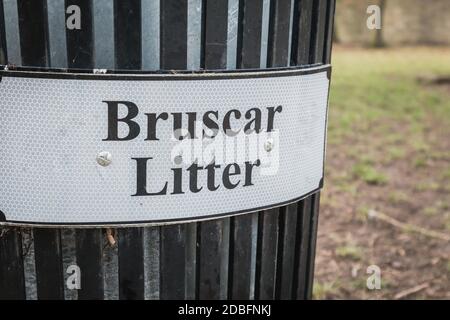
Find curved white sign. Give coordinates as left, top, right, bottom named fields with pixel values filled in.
left=0, top=66, right=330, bottom=226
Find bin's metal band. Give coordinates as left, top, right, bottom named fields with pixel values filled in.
left=0, top=65, right=331, bottom=227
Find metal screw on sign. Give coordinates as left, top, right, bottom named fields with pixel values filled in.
left=264, top=139, right=274, bottom=152
left=96, top=151, right=112, bottom=167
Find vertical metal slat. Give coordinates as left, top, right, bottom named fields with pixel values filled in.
left=103, top=231, right=119, bottom=300
left=203, top=0, right=228, bottom=70
left=0, top=228, right=25, bottom=299
left=141, top=0, right=160, bottom=70
left=305, top=193, right=321, bottom=299
left=197, top=0, right=228, bottom=300
left=93, top=0, right=115, bottom=69
left=17, top=0, right=49, bottom=67
left=113, top=1, right=146, bottom=300
left=143, top=227, right=160, bottom=299
left=275, top=204, right=298, bottom=299
left=76, top=229, right=104, bottom=299
left=159, top=0, right=189, bottom=300
left=114, top=0, right=141, bottom=70
left=229, top=0, right=264, bottom=299
left=198, top=221, right=223, bottom=299
left=91, top=1, right=119, bottom=300
left=33, top=229, right=64, bottom=299
left=187, top=0, right=202, bottom=70
left=255, top=209, right=279, bottom=299
left=185, top=223, right=197, bottom=299
left=310, top=0, right=328, bottom=63
left=118, top=228, right=145, bottom=299
left=267, top=0, right=292, bottom=67
left=259, top=0, right=270, bottom=68
left=2, top=0, right=21, bottom=64
left=160, top=0, right=188, bottom=70
left=61, top=229, right=77, bottom=300
left=160, top=225, right=186, bottom=299
left=65, top=0, right=94, bottom=68
left=226, top=0, right=239, bottom=70
left=0, top=0, right=7, bottom=64
left=293, top=198, right=311, bottom=300
left=21, top=228, right=37, bottom=300
left=236, top=0, right=263, bottom=69
left=228, top=214, right=253, bottom=299
left=291, top=0, right=313, bottom=66
left=185, top=1, right=203, bottom=299
left=47, top=0, right=68, bottom=68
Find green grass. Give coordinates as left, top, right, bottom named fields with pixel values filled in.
left=320, top=47, right=450, bottom=299
left=352, top=162, right=388, bottom=185
left=388, top=191, right=409, bottom=205
left=328, top=46, right=450, bottom=196
left=329, top=47, right=450, bottom=147
left=355, top=205, right=371, bottom=222
left=313, top=281, right=340, bottom=300
left=414, top=157, right=428, bottom=168
left=445, top=213, right=450, bottom=231
left=443, top=168, right=450, bottom=180
left=335, top=245, right=363, bottom=261
left=414, top=181, right=440, bottom=192
left=386, top=147, right=406, bottom=162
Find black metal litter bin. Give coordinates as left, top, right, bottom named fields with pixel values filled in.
left=0, top=0, right=335, bottom=300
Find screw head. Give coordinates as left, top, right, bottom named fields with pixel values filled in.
left=264, top=139, right=274, bottom=152
left=96, top=151, right=112, bottom=167
left=174, top=155, right=183, bottom=165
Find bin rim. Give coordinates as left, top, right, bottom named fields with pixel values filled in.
left=0, top=64, right=331, bottom=81
left=0, top=185, right=323, bottom=229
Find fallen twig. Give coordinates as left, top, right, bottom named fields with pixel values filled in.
left=394, top=282, right=430, bottom=300
left=417, top=75, right=450, bottom=85
left=368, top=210, right=450, bottom=242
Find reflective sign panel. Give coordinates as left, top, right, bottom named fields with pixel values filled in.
left=0, top=66, right=330, bottom=226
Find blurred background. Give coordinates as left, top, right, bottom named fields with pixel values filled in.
left=315, top=0, right=450, bottom=299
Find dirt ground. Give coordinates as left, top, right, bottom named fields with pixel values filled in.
left=313, top=46, right=450, bottom=299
